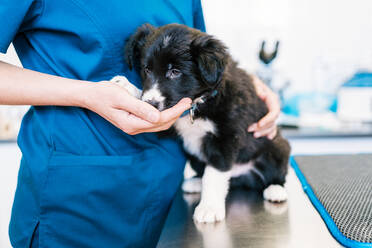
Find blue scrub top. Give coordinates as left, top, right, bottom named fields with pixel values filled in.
left=0, top=1, right=205, bottom=247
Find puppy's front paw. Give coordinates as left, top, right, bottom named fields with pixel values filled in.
left=193, top=202, right=225, bottom=223
left=111, top=76, right=142, bottom=98
left=263, top=184, right=288, bottom=202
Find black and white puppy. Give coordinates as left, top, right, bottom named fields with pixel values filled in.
left=122, top=23, right=291, bottom=223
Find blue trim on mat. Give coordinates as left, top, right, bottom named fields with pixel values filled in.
left=290, top=156, right=372, bottom=248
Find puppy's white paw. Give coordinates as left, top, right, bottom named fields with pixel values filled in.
left=193, top=202, right=225, bottom=223
left=263, top=184, right=288, bottom=202
left=111, top=76, right=130, bottom=88
left=111, top=76, right=142, bottom=98
left=182, top=177, right=202, bottom=193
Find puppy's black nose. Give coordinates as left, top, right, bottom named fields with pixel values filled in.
left=146, top=100, right=160, bottom=109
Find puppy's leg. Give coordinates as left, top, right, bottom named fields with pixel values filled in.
left=182, top=154, right=206, bottom=194
left=254, top=155, right=288, bottom=202
left=182, top=177, right=202, bottom=194
left=193, top=166, right=231, bottom=223
left=111, top=76, right=142, bottom=99
left=259, top=133, right=290, bottom=202
left=184, top=160, right=197, bottom=179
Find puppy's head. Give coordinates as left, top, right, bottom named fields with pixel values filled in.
left=125, top=23, right=227, bottom=110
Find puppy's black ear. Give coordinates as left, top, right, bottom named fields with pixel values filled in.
left=191, top=34, right=227, bottom=87
left=125, top=23, right=155, bottom=71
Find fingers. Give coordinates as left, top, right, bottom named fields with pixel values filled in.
left=248, top=110, right=278, bottom=140
left=131, top=111, right=182, bottom=134
left=110, top=109, right=155, bottom=134
left=255, top=91, right=280, bottom=133
left=257, top=107, right=279, bottom=129
left=253, top=125, right=277, bottom=140
left=252, top=76, right=280, bottom=127
left=116, top=93, right=161, bottom=123
left=158, top=98, right=192, bottom=123
left=114, top=98, right=191, bottom=135
left=248, top=94, right=279, bottom=132
left=93, top=82, right=190, bottom=135
left=110, top=109, right=170, bottom=135
left=248, top=76, right=280, bottom=140
left=136, top=119, right=176, bottom=134
left=134, top=98, right=191, bottom=134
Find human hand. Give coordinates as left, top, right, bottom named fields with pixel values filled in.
left=248, top=76, right=280, bottom=140
left=82, top=81, right=191, bottom=135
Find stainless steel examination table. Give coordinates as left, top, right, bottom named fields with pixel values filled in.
left=157, top=136, right=372, bottom=248
left=2, top=135, right=372, bottom=248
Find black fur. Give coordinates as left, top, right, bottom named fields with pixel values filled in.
left=125, top=24, right=155, bottom=71
left=125, top=23, right=290, bottom=192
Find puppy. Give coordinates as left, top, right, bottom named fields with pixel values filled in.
left=122, top=23, right=291, bottom=223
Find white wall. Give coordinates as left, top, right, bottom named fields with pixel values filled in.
left=202, top=0, right=372, bottom=93
left=0, top=45, right=21, bottom=67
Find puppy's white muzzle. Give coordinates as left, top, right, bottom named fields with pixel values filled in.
left=141, top=83, right=166, bottom=111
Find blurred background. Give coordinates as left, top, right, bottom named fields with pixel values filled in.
left=1, top=0, right=372, bottom=247
left=202, top=0, right=372, bottom=136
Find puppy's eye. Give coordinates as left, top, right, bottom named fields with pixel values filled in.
left=144, top=67, right=151, bottom=74
left=168, top=69, right=182, bottom=79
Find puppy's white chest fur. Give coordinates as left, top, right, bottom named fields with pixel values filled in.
left=174, top=116, right=216, bottom=161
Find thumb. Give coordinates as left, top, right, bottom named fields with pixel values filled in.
left=159, top=98, right=192, bottom=122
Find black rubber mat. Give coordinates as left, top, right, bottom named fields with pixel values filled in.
left=291, top=154, right=372, bottom=248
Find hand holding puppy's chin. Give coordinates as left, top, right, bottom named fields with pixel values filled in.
left=81, top=81, right=189, bottom=135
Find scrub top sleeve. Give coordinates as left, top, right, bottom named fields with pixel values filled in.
left=193, top=0, right=207, bottom=32
left=0, top=0, right=41, bottom=53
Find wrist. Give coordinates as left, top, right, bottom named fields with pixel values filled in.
left=69, top=80, right=96, bottom=109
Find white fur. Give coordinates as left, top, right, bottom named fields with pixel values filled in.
left=174, top=116, right=216, bottom=161
left=230, top=161, right=266, bottom=183
left=263, top=184, right=288, bottom=202
left=184, top=160, right=197, bottom=179
left=141, top=83, right=165, bottom=110
left=163, top=35, right=171, bottom=47
left=183, top=193, right=201, bottom=207
left=182, top=177, right=202, bottom=193
left=194, top=166, right=231, bottom=223
left=230, top=161, right=255, bottom=178
left=111, top=76, right=142, bottom=98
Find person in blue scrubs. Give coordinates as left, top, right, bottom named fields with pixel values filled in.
left=0, top=0, right=280, bottom=247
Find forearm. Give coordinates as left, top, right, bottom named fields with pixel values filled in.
left=0, top=61, right=89, bottom=107
left=0, top=60, right=193, bottom=135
